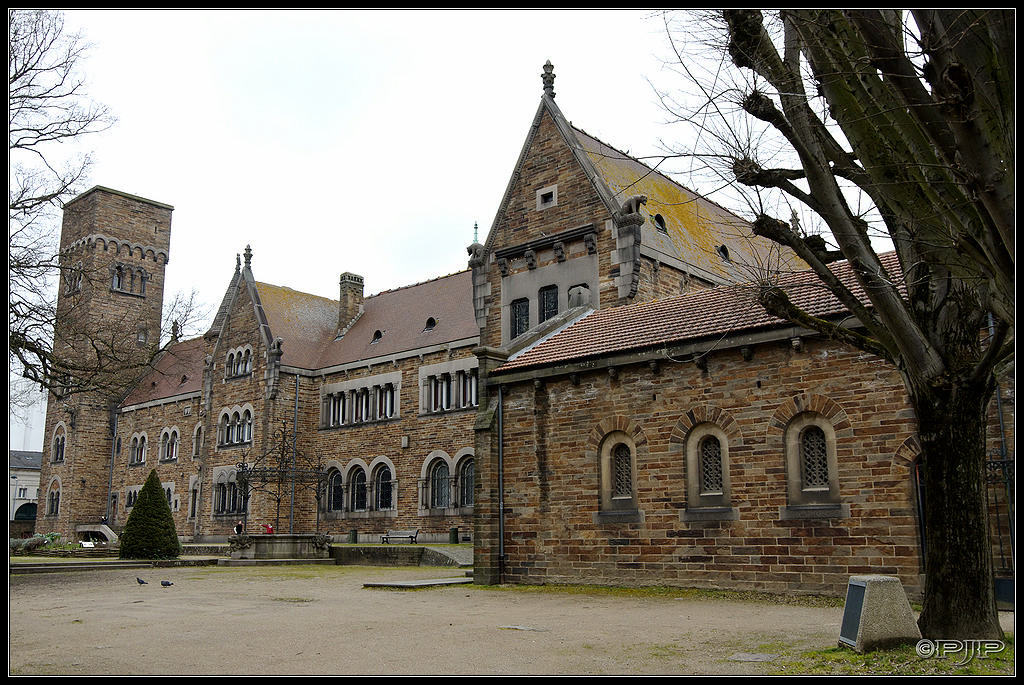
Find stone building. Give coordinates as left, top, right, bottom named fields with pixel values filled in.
left=35, top=64, right=1013, bottom=598
left=37, top=187, right=481, bottom=544
left=10, top=450, right=41, bottom=537
left=465, top=64, right=1013, bottom=599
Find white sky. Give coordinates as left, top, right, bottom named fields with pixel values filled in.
left=12, top=9, right=695, bottom=450
left=63, top=8, right=684, bottom=313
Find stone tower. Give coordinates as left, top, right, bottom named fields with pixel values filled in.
left=36, top=186, right=174, bottom=541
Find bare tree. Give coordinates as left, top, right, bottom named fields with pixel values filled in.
left=657, top=10, right=1012, bottom=640
left=9, top=9, right=206, bottom=406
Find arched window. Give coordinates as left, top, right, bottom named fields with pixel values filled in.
left=598, top=430, right=638, bottom=516
left=213, top=470, right=247, bottom=515
left=46, top=483, right=61, bottom=516
left=683, top=421, right=734, bottom=514
left=458, top=457, right=474, bottom=507
left=784, top=413, right=841, bottom=508
left=193, top=425, right=203, bottom=459
left=161, top=429, right=179, bottom=461
left=220, top=414, right=231, bottom=445
left=429, top=459, right=451, bottom=509
left=326, top=468, right=344, bottom=512
left=112, top=264, right=126, bottom=291
left=241, top=410, right=252, bottom=443
left=612, top=443, right=632, bottom=498
left=372, top=464, right=394, bottom=510
left=51, top=428, right=66, bottom=463
left=800, top=426, right=829, bottom=488
left=349, top=467, right=367, bottom=512
left=131, top=435, right=147, bottom=465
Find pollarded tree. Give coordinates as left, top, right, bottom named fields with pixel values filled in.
left=657, top=9, right=1012, bottom=640
left=119, top=469, right=181, bottom=560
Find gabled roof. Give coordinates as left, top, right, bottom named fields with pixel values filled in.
left=122, top=336, right=206, bottom=407
left=484, top=79, right=800, bottom=285
left=572, top=127, right=797, bottom=284
left=494, top=254, right=894, bottom=374
left=251, top=281, right=338, bottom=369
left=250, top=270, right=479, bottom=372
left=314, top=270, right=478, bottom=370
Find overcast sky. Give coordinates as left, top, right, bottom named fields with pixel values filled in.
left=13, top=9, right=699, bottom=450
left=62, top=9, right=685, bottom=312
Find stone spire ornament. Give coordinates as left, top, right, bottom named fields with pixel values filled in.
left=542, top=60, right=555, bottom=98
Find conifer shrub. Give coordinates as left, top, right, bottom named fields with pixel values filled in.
left=119, top=469, right=181, bottom=559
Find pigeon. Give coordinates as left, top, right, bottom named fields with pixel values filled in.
left=161, top=581, right=173, bottom=587
left=136, top=578, right=148, bottom=585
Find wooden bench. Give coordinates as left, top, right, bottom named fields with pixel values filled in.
left=381, top=529, right=419, bottom=544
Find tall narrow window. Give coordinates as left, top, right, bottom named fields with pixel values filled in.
left=350, top=467, right=367, bottom=511
left=47, top=487, right=61, bottom=516
left=598, top=430, right=640, bottom=518
left=612, top=443, right=632, bottom=498
left=429, top=460, right=451, bottom=509
left=373, top=464, right=393, bottom=510
left=327, top=469, right=344, bottom=512
left=52, top=429, right=66, bottom=463
left=510, top=298, right=530, bottom=339
left=800, top=426, right=829, bottom=489
left=331, top=393, right=346, bottom=425
left=458, top=458, right=474, bottom=507
left=783, top=412, right=842, bottom=510
left=539, top=285, right=558, bottom=323
left=684, top=422, right=733, bottom=514
left=698, top=435, right=723, bottom=495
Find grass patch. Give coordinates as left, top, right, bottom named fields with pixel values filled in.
left=269, top=596, right=316, bottom=603
left=768, top=635, right=1014, bottom=676
left=481, top=581, right=846, bottom=608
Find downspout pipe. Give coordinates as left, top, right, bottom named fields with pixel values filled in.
left=497, top=383, right=506, bottom=584
left=106, top=408, right=117, bottom=526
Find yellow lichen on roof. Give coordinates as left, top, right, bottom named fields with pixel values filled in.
left=576, top=129, right=798, bottom=282
left=254, top=282, right=339, bottom=368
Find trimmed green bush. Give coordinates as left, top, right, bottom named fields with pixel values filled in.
left=119, top=469, right=181, bottom=559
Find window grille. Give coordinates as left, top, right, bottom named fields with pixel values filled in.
left=510, top=298, right=530, bottom=339
left=350, top=468, right=367, bottom=511
left=801, top=425, right=830, bottom=488
left=539, top=285, right=558, bottom=323
left=699, top=435, right=724, bottom=494
left=613, top=443, right=632, bottom=498
left=373, top=466, right=393, bottom=510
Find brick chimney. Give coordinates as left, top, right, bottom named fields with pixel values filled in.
left=338, top=272, right=364, bottom=329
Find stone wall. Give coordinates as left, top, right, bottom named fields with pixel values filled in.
left=476, top=334, right=929, bottom=598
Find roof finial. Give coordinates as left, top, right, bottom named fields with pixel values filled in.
left=244, top=244, right=252, bottom=270
left=542, top=60, right=555, bottom=98
left=473, top=222, right=479, bottom=243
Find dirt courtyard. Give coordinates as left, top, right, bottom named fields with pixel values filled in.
left=7, top=563, right=1007, bottom=676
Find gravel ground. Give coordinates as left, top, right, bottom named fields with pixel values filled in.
left=7, top=563, right=1014, bottom=676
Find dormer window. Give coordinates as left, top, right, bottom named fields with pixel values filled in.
left=716, top=245, right=731, bottom=262
left=423, top=317, right=437, bottom=332
left=371, top=330, right=383, bottom=344
left=653, top=214, right=667, bottom=233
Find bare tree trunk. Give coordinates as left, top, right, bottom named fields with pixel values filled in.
left=913, top=374, right=1003, bottom=640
